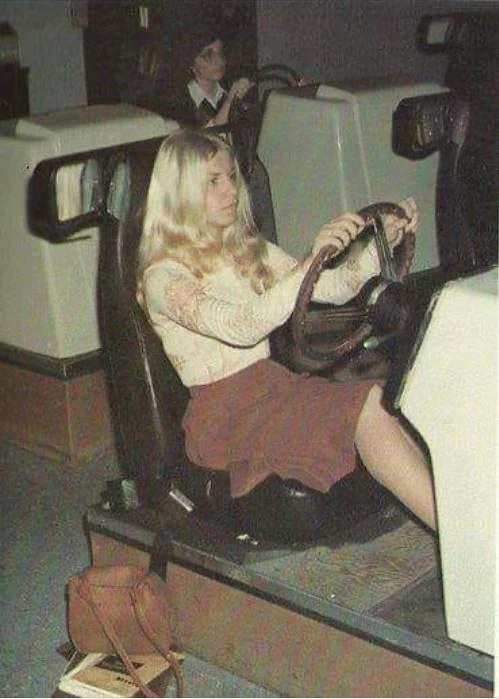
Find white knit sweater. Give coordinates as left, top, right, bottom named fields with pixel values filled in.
left=143, top=239, right=381, bottom=386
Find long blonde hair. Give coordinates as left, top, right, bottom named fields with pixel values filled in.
left=137, top=128, right=274, bottom=298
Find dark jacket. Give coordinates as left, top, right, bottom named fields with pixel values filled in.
left=161, top=83, right=227, bottom=126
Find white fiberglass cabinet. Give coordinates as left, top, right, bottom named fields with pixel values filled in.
left=396, top=266, right=497, bottom=657
left=0, top=103, right=173, bottom=360
left=258, top=79, right=447, bottom=271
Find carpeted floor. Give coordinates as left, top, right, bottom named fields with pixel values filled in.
left=0, top=439, right=444, bottom=697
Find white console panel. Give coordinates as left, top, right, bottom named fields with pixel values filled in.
left=258, top=80, right=446, bottom=271
left=0, top=104, right=176, bottom=359
left=396, top=266, right=497, bottom=656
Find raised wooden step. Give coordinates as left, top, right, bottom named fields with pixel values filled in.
left=0, top=360, right=115, bottom=463
left=85, top=505, right=493, bottom=698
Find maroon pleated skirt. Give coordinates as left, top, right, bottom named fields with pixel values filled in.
left=182, top=359, right=377, bottom=498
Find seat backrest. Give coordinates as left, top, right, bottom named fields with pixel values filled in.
left=98, top=138, right=190, bottom=509
left=95, top=135, right=393, bottom=543
left=393, top=92, right=497, bottom=274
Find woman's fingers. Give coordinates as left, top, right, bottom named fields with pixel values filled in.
left=400, top=196, right=419, bottom=232
left=382, top=197, right=419, bottom=245
left=232, top=78, right=253, bottom=99
left=313, top=213, right=366, bottom=254
left=312, top=199, right=419, bottom=257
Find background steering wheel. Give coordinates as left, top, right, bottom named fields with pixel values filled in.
left=227, top=63, right=303, bottom=176
left=289, top=202, right=416, bottom=374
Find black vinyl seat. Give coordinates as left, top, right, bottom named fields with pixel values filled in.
left=97, top=140, right=388, bottom=545
left=394, top=10, right=498, bottom=276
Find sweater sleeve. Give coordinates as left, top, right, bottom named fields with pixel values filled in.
left=143, top=259, right=306, bottom=348
left=266, top=239, right=381, bottom=305
left=144, top=239, right=382, bottom=349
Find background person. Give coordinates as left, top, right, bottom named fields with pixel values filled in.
left=162, top=12, right=278, bottom=242
left=164, top=16, right=253, bottom=128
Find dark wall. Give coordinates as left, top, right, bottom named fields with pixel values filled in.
left=256, top=0, right=497, bottom=86
left=0, top=0, right=87, bottom=114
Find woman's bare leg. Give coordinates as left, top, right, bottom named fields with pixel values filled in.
left=355, top=384, right=437, bottom=530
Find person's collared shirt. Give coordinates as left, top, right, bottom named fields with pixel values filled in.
left=188, top=80, right=227, bottom=111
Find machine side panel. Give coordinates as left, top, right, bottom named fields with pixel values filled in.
left=399, top=268, right=497, bottom=656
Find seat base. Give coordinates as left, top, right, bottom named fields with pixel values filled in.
left=173, top=461, right=396, bottom=544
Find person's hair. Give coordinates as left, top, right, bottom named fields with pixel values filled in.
left=137, top=128, right=275, bottom=302
left=176, top=8, right=232, bottom=80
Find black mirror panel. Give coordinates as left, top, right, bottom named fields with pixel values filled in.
left=28, top=136, right=163, bottom=242
left=417, top=11, right=498, bottom=54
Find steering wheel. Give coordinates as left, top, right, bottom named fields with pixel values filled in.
left=227, top=63, right=303, bottom=176
left=289, top=202, right=416, bottom=374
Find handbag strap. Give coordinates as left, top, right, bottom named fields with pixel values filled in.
left=130, top=590, right=185, bottom=699
left=80, top=578, right=184, bottom=698
left=148, top=528, right=173, bottom=582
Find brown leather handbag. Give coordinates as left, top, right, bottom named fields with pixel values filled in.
left=67, top=535, right=184, bottom=697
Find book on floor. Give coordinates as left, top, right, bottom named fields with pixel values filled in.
left=57, top=650, right=182, bottom=698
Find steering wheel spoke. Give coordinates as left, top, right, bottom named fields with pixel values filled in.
left=301, top=305, right=369, bottom=335
left=372, top=214, right=397, bottom=281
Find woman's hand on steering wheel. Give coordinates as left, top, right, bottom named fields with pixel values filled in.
left=211, top=78, right=255, bottom=127
left=228, top=77, right=254, bottom=102
left=309, top=197, right=419, bottom=268
left=311, top=212, right=366, bottom=258
left=382, top=197, right=419, bottom=247
left=290, top=200, right=418, bottom=373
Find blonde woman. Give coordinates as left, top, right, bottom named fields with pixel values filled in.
left=138, top=129, right=436, bottom=530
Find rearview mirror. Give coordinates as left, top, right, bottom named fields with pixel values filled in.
left=417, top=15, right=455, bottom=53
left=29, top=154, right=106, bottom=241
